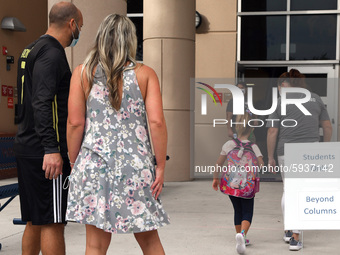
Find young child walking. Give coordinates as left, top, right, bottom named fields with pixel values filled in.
left=213, top=112, right=264, bottom=254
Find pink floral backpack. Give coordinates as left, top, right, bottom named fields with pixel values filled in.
left=220, top=139, right=259, bottom=199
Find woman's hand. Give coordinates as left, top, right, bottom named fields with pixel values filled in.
left=212, top=178, right=220, bottom=191
left=151, top=166, right=164, bottom=200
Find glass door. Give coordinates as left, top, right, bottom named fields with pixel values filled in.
left=288, top=66, right=338, bottom=141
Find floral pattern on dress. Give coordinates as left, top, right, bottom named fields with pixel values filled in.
left=66, top=65, right=170, bottom=233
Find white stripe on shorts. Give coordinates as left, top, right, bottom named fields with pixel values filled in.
left=53, top=176, right=62, bottom=223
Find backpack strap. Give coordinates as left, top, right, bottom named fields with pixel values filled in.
left=243, top=142, right=256, bottom=157
left=232, top=139, right=257, bottom=156
left=233, top=139, right=254, bottom=149
left=232, top=138, right=242, bottom=148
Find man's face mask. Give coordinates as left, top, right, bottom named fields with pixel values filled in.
left=69, top=20, right=80, bottom=47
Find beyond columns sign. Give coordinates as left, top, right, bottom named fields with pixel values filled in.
left=284, top=142, right=340, bottom=230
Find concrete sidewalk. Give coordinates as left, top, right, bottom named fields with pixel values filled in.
left=0, top=178, right=339, bottom=254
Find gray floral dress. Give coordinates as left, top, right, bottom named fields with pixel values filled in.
left=66, top=64, right=170, bottom=233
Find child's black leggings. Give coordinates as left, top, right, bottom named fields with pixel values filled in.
left=228, top=196, right=254, bottom=225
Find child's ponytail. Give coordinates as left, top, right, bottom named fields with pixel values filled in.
left=235, top=111, right=254, bottom=138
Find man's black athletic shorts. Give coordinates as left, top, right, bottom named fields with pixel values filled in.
left=16, top=156, right=71, bottom=225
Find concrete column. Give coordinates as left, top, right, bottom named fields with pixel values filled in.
left=144, top=0, right=195, bottom=181
left=48, top=0, right=127, bottom=70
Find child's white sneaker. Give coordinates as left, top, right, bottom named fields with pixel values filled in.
left=236, top=233, right=246, bottom=254
left=245, top=238, right=250, bottom=246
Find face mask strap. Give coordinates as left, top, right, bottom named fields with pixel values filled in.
left=70, top=20, right=80, bottom=39
left=69, top=20, right=80, bottom=47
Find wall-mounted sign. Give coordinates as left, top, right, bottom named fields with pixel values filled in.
left=213, top=92, right=223, bottom=103
left=7, top=97, right=13, bottom=109
left=2, top=85, right=8, bottom=96
left=7, top=86, right=13, bottom=97
left=284, top=142, right=340, bottom=230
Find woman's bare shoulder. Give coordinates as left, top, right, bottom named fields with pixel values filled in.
left=72, top=64, right=82, bottom=75
left=135, top=63, right=157, bottom=79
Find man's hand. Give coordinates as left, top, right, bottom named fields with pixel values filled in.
left=268, top=158, right=277, bottom=174
left=42, top=153, right=63, bottom=180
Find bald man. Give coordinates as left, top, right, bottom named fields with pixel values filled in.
left=14, top=2, right=83, bottom=254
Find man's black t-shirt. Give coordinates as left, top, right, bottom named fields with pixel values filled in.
left=15, top=35, right=71, bottom=158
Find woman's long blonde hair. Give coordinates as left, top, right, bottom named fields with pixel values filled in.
left=82, top=14, right=137, bottom=110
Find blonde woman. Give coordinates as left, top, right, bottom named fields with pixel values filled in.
left=66, top=14, right=169, bottom=254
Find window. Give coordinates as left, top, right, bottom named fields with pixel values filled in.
left=242, top=0, right=286, bottom=12
left=239, top=0, right=339, bottom=61
left=304, top=75, right=328, bottom=96
left=290, top=15, right=336, bottom=60
left=241, top=0, right=337, bottom=12
left=291, top=0, right=337, bottom=11
left=127, top=0, right=143, bottom=13
left=241, top=16, right=286, bottom=60
left=127, top=0, right=143, bottom=61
